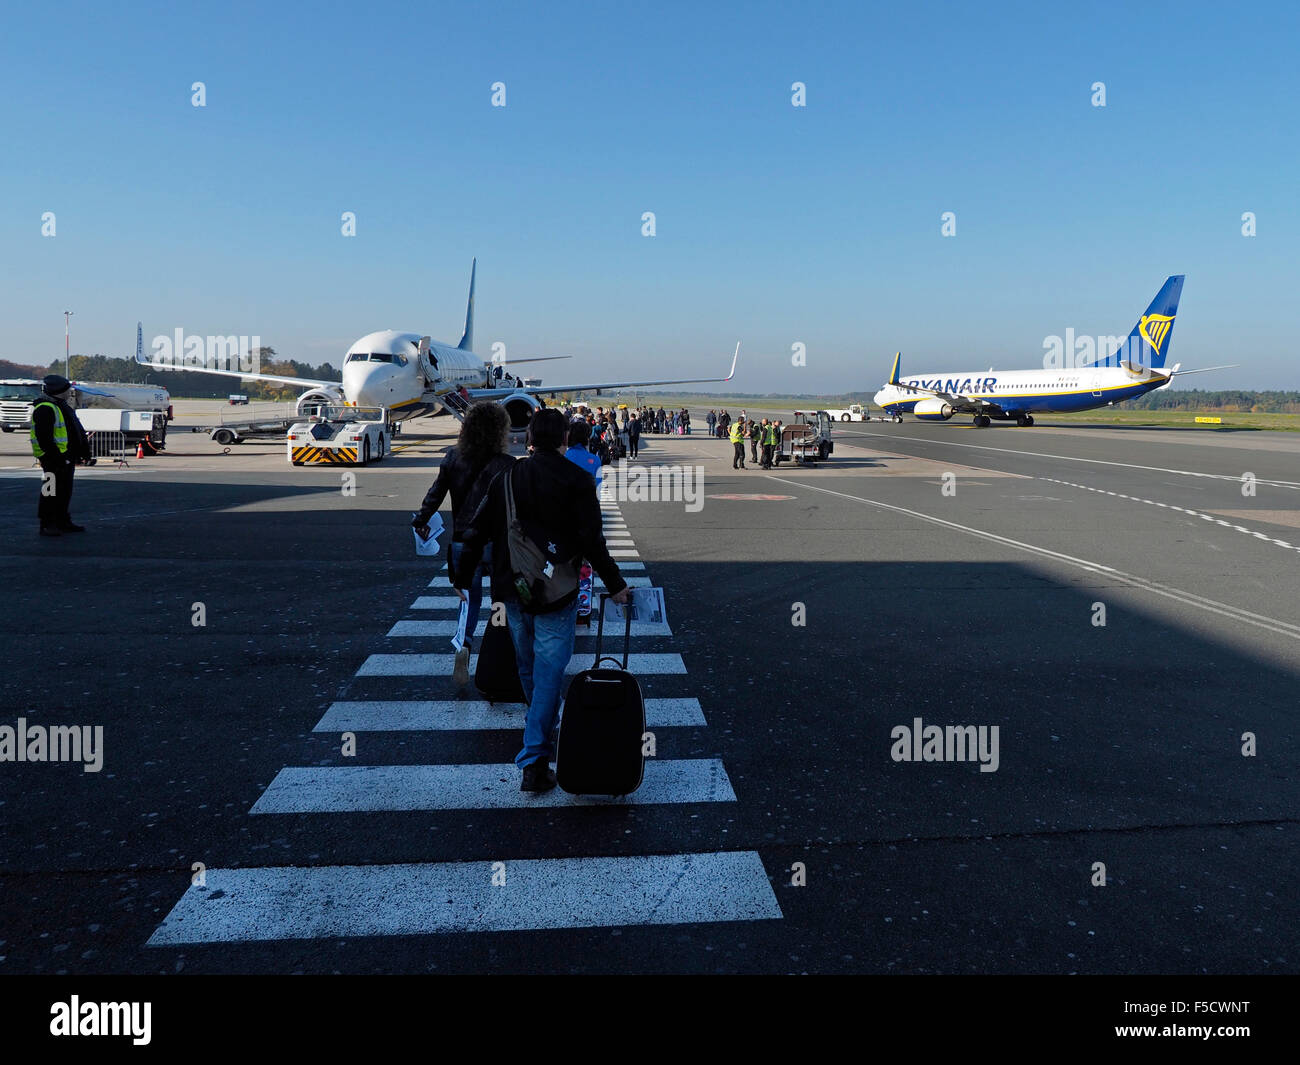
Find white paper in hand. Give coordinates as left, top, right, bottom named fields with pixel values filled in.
left=411, top=512, right=445, bottom=556
left=450, top=597, right=470, bottom=652
left=602, top=586, right=667, bottom=625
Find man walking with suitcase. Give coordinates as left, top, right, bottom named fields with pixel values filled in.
left=455, top=409, right=630, bottom=792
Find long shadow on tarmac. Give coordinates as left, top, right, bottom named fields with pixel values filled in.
left=0, top=477, right=1295, bottom=972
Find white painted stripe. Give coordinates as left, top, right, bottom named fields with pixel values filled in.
left=357, top=652, right=686, bottom=676
left=847, top=429, right=1300, bottom=490
left=767, top=474, right=1300, bottom=642
left=428, top=573, right=650, bottom=589
left=147, top=851, right=780, bottom=944
left=409, top=596, right=463, bottom=610
left=249, top=759, right=734, bottom=813
left=609, top=550, right=641, bottom=558
left=387, top=619, right=672, bottom=638
left=314, top=697, right=708, bottom=732
left=597, top=575, right=651, bottom=588
left=605, top=539, right=636, bottom=547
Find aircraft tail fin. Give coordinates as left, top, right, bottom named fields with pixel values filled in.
left=888, top=352, right=901, bottom=386
left=457, top=259, right=476, bottom=351
left=1095, top=275, right=1184, bottom=369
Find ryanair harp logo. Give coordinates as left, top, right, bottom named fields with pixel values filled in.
left=1139, top=313, right=1174, bottom=355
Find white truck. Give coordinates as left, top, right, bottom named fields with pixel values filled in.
left=286, top=404, right=391, bottom=465
left=824, top=403, right=871, bottom=422
left=1, top=378, right=172, bottom=449
left=0, top=379, right=42, bottom=432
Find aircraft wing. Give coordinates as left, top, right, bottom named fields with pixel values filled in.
left=135, top=354, right=337, bottom=390
left=469, top=344, right=740, bottom=399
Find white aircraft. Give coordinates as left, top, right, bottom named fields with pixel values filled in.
left=136, top=261, right=739, bottom=428
left=872, top=276, right=1232, bottom=427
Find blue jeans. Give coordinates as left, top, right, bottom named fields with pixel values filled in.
left=506, top=599, right=578, bottom=767
left=449, top=541, right=492, bottom=643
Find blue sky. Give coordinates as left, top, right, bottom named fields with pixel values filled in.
left=2, top=1, right=1296, bottom=391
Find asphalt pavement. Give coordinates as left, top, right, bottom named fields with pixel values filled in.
left=0, top=413, right=1295, bottom=973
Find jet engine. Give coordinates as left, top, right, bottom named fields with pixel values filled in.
left=295, top=386, right=346, bottom=416
left=912, top=398, right=954, bottom=421
left=500, top=391, right=544, bottom=429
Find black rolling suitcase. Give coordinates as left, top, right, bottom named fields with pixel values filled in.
left=556, top=593, right=645, bottom=796
left=475, top=620, right=527, bottom=704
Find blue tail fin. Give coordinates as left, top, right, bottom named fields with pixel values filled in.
left=1094, top=276, right=1184, bottom=369
left=457, top=259, right=476, bottom=351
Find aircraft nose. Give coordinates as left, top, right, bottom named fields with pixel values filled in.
left=345, top=363, right=394, bottom=407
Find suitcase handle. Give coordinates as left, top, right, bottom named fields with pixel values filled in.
left=595, top=591, right=632, bottom=669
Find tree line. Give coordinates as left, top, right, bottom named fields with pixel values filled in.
left=1, top=349, right=340, bottom=402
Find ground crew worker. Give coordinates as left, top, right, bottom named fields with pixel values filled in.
left=749, top=419, right=762, bottom=465
left=761, top=418, right=778, bottom=468
left=31, top=374, right=90, bottom=536
left=729, top=417, right=746, bottom=469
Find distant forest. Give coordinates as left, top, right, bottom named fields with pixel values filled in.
left=0, top=349, right=336, bottom=402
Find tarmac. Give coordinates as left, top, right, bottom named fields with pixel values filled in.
left=0, top=404, right=1296, bottom=973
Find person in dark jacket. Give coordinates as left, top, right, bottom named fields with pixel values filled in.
left=30, top=374, right=91, bottom=536
left=627, top=411, right=641, bottom=458
left=455, top=408, right=631, bottom=792
left=413, top=402, right=514, bottom=686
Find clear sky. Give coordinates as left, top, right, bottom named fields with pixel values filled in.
left=2, top=1, right=1296, bottom=391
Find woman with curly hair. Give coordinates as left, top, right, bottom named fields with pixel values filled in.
left=412, top=401, right=515, bottom=685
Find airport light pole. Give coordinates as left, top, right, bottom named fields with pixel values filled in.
left=64, top=310, right=73, bottom=378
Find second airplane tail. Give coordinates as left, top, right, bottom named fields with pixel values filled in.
left=1094, top=275, right=1184, bottom=369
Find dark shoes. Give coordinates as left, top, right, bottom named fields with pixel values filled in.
left=520, top=760, right=557, bottom=793
left=39, top=526, right=61, bottom=537
left=58, top=522, right=85, bottom=532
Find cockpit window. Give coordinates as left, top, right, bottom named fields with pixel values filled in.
left=368, top=353, right=393, bottom=363
left=347, top=352, right=368, bottom=363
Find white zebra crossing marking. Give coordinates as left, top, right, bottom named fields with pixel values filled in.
left=314, top=697, right=709, bottom=732
left=386, top=619, right=672, bottom=638
left=426, top=575, right=651, bottom=589
left=356, top=652, right=686, bottom=676
left=249, top=759, right=735, bottom=812
left=146, top=851, right=780, bottom=944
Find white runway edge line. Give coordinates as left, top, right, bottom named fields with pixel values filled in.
left=146, top=851, right=780, bottom=945
left=314, top=697, right=709, bottom=732
left=249, top=759, right=735, bottom=812
left=358, top=653, right=687, bottom=676
left=1040, top=476, right=1300, bottom=554
left=766, top=475, right=1300, bottom=643
left=387, top=619, right=673, bottom=638
left=843, top=429, right=1300, bottom=491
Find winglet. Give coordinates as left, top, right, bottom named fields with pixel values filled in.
left=888, top=352, right=901, bottom=386
left=135, top=322, right=146, bottom=364
left=457, top=258, right=476, bottom=351
left=724, top=342, right=740, bottom=382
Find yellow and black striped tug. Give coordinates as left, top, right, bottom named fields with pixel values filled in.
left=291, top=445, right=359, bottom=465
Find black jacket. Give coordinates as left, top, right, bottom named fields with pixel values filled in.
left=413, top=447, right=514, bottom=542
left=32, top=395, right=90, bottom=464
left=454, top=448, right=627, bottom=609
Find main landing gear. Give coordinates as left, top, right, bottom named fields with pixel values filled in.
left=973, top=415, right=991, bottom=428
left=1015, top=414, right=1035, bottom=427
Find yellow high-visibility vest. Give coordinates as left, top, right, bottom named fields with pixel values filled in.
left=728, top=422, right=745, bottom=443
left=30, top=400, right=69, bottom=459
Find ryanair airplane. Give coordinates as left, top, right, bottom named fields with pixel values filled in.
left=873, top=277, right=1230, bottom=427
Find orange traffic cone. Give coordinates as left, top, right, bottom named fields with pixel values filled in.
left=135, top=441, right=145, bottom=459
